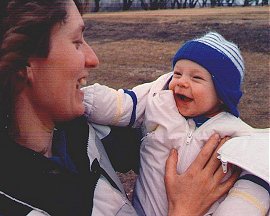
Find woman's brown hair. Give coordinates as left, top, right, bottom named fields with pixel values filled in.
left=0, top=0, right=83, bottom=131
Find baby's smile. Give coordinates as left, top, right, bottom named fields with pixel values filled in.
left=176, top=93, right=193, bottom=102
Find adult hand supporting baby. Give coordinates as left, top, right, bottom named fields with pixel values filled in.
left=165, top=134, right=241, bottom=216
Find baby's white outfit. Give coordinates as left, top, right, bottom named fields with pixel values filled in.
left=83, top=72, right=269, bottom=216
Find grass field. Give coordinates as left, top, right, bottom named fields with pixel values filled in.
left=83, top=6, right=270, bottom=199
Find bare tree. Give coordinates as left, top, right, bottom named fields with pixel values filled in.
left=159, top=0, right=168, bottom=8
left=140, top=0, right=149, bottom=9
left=182, top=0, right=188, bottom=7
left=262, top=0, right=269, bottom=5
left=123, top=0, right=133, bottom=10
left=189, top=0, right=199, bottom=7
left=225, top=0, right=234, bottom=6
left=216, top=0, right=224, bottom=6
left=93, top=0, right=100, bottom=11
left=243, top=0, right=254, bottom=6
left=210, top=0, right=217, bottom=6
left=201, top=0, right=208, bottom=7
left=149, top=0, right=159, bottom=9
left=171, top=0, right=182, bottom=8
left=147, top=0, right=170, bottom=9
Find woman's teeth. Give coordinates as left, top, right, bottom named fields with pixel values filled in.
left=77, top=78, right=87, bottom=89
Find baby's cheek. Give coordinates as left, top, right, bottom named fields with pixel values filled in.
left=168, top=80, right=174, bottom=90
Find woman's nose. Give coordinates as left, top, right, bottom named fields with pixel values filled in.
left=83, top=42, right=99, bottom=68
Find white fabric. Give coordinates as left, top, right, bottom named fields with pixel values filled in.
left=26, top=210, right=50, bottom=216
left=83, top=82, right=152, bottom=127
left=84, top=72, right=269, bottom=216
left=217, top=130, right=269, bottom=183
left=91, top=122, right=111, bottom=139
left=213, top=179, right=270, bottom=216
left=87, top=124, right=138, bottom=216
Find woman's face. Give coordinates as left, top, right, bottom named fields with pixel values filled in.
left=27, top=0, right=99, bottom=124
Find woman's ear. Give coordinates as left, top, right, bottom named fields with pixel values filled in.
left=17, top=67, right=27, bottom=80
left=25, top=66, right=34, bottom=83
left=16, top=65, right=34, bottom=84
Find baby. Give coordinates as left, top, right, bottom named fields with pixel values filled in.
left=83, top=32, right=269, bottom=215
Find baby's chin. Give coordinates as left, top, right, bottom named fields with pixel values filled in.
left=177, top=109, right=193, bottom=118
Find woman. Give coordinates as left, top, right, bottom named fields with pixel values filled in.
left=0, top=0, right=239, bottom=215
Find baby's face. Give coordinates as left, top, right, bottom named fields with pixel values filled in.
left=169, top=59, right=222, bottom=118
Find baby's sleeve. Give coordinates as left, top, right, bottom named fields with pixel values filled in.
left=213, top=172, right=270, bottom=216
left=82, top=82, right=152, bottom=127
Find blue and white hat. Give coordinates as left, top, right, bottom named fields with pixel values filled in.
left=172, top=32, right=244, bottom=117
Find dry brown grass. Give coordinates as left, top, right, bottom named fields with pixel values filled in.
left=84, top=6, right=269, bottom=128
left=83, top=7, right=270, bottom=199
left=84, top=7, right=268, bottom=22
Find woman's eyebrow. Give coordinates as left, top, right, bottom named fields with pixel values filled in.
left=78, top=24, right=85, bottom=32
left=70, top=25, right=85, bottom=38
left=73, top=24, right=85, bottom=34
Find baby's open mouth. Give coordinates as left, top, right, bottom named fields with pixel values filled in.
left=177, top=94, right=193, bottom=102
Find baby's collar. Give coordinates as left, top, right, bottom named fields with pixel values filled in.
left=192, top=115, right=210, bottom=127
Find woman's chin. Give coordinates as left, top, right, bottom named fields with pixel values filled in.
left=72, top=106, right=85, bottom=119
left=55, top=107, right=85, bottom=123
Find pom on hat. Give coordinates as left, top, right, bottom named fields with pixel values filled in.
left=172, top=32, right=244, bottom=117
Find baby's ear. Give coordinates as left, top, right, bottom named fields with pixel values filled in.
left=218, top=99, right=224, bottom=104
left=219, top=100, right=227, bottom=112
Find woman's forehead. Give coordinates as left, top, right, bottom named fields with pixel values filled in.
left=52, top=1, right=84, bottom=36
left=66, top=1, right=84, bottom=28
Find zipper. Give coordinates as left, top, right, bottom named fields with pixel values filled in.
left=186, top=131, right=193, bottom=145
left=179, top=121, right=195, bottom=173
left=217, top=154, right=228, bottom=173
left=141, top=131, right=153, bottom=142
left=186, top=119, right=195, bottom=145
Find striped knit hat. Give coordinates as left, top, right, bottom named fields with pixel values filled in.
left=172, top=32, right=244, bottom=117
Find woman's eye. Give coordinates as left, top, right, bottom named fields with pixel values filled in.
left=74, top=40, right=83, bottom=49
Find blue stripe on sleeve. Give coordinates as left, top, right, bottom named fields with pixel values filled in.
left=123, top=89, right=137, bottom=127
left=238, top=174, right=270, bottom=195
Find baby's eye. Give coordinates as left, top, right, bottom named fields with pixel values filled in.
left=173, top=72, right=182, bottom=77
left=193, top=76, right=204, bottom=80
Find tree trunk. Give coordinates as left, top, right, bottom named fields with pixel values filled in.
left=94, top=0, right=100, bottom=12
left=123, top=0, right=133, bottom=10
